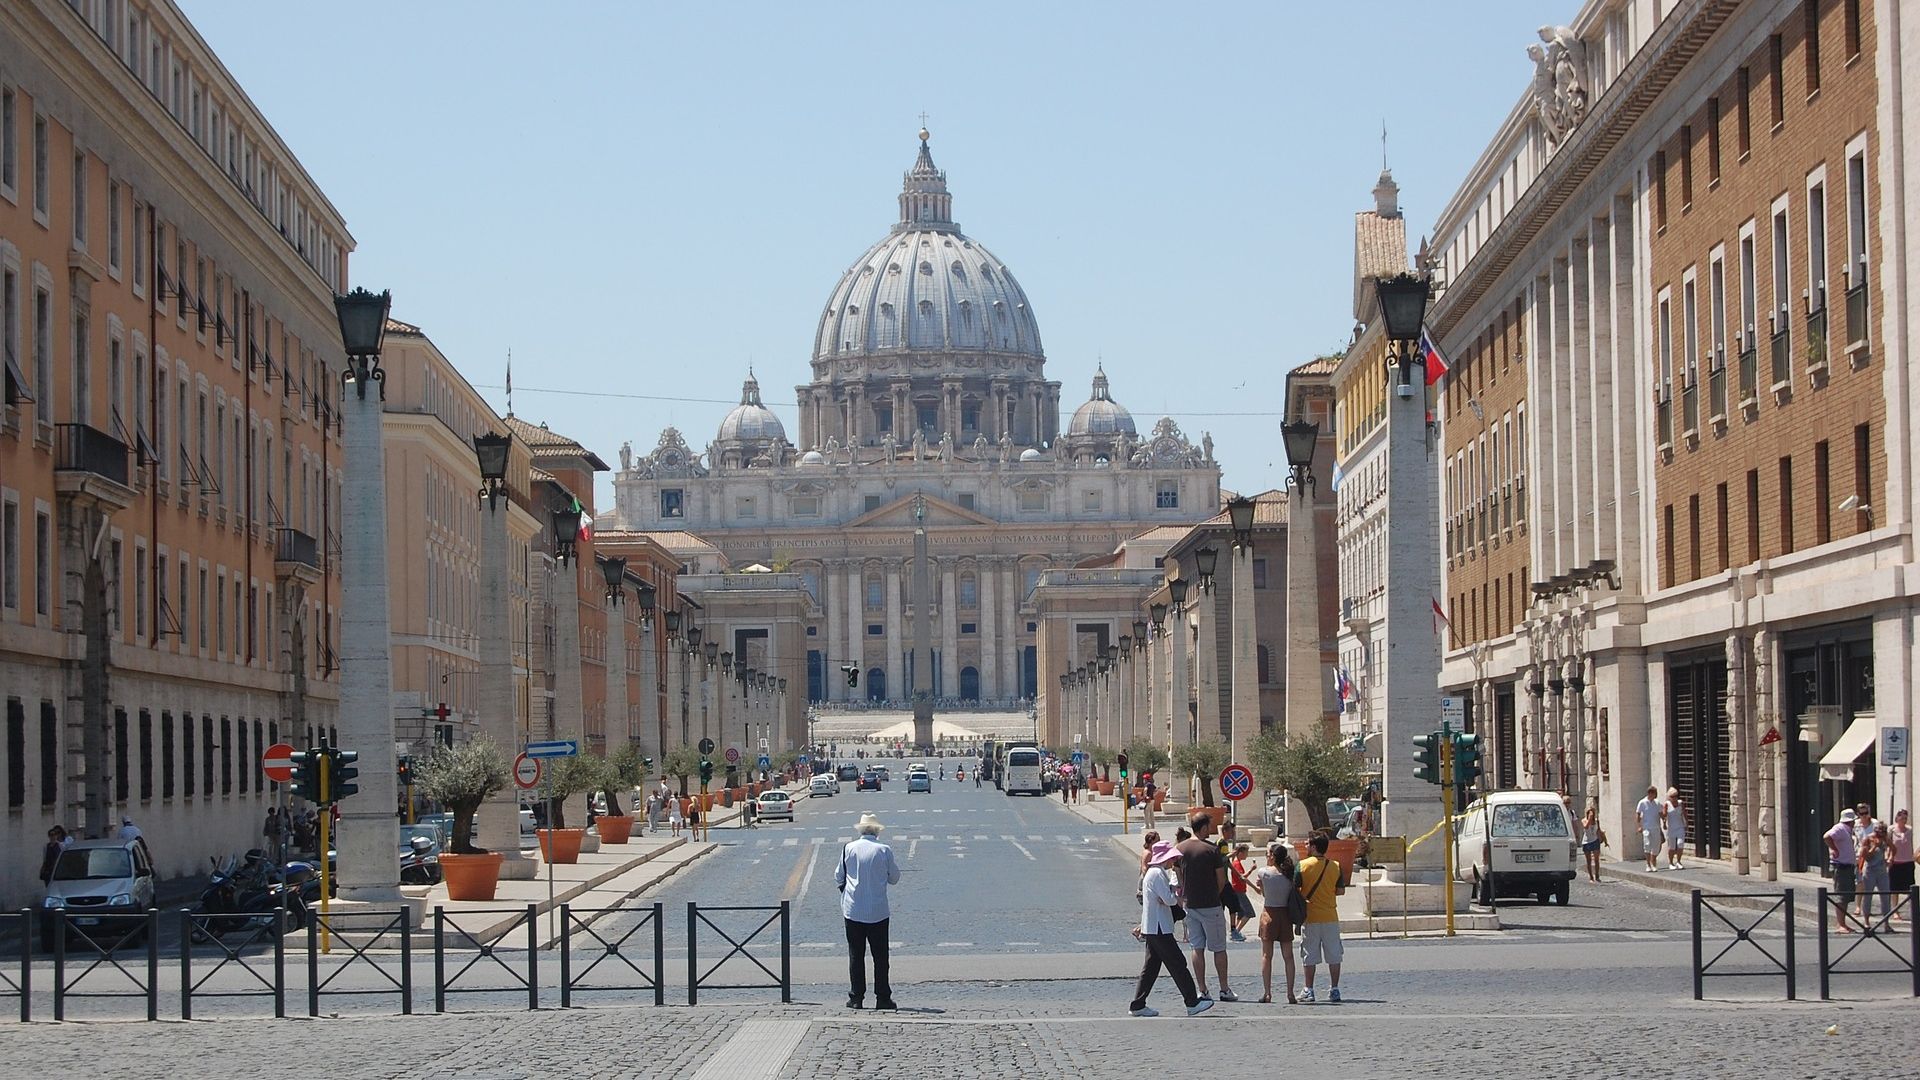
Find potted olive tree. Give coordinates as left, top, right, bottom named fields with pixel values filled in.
left=536, top=754, right=607, bottom=864
left=1124, top=739, right=1171, bottom=808
left=1173, top=738, right=1231, bottom=827
left=595, top=744, right=646, bottom=844
left=1249, top=729, right=1367, bottom=885
left=416, top=735, right=511, bottom=901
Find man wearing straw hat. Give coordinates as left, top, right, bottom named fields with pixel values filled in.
left=836, top=812, right=902, bottom=1010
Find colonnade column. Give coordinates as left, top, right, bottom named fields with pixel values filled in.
left=885, top=564, right=904, bottom=701
left=844, top=561, right=862, bottom=701
left=478, top=478, right=533, bottom=879
left=1229, top=544, right=1257, bottom=764
left=940, top=560, right=958, bottom=699
left=980, top=559, right=999, bottom=700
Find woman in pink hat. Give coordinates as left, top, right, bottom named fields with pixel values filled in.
left=1129, top=840, right=1214, bottom=1017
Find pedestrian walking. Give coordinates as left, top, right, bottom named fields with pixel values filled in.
left=1177, top=812, right=1238, bottom=1002
left=1889, top=809, right=1913, bottom=919
left=264, top=807, right=280, bottom=848
left=1129, top=840, right=1211, bottom=1017
left=1580, top=805, right=1609, bottom=883
left=1227, top=842, right=1254, bottom=942
left=1859, top=822, right=1893, bottom=929
left=1296, top=831, right=1346, bottom=1003
left=38, top=826, right=67, bottom=886
left=1825, top=808, right=1859, bottom=933
left=668, top=794, right=685, bottom=836
left=119, top=816, right=150, bottom=861
left=1138, top=830, right=1163, bottom=879
left=1635, top=786, right=1664, bottom=870
left=1251, top=841, right=1300, bottom=1004
left=1663, top=790, right=1688, bottom=870
left=835, top=812, right=900, bottom=1010
left=1142, top=775, right=1158, bottom=832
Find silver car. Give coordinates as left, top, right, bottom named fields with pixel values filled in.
left=42, top=838, right=157, bottom=944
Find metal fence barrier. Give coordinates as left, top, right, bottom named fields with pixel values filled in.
left=433, top=905, right=538, bottom=1012
left=1, top=910, right=31, bottom=1022
left=1690, top=889, right=1795, bottom=1001
left=1816, top=886, right=1918, bottom=1000
left=687, top=901, right=790, bottom=1005
left=53, top=909, right=161, bottom=1021
left=179, top=908, right=287, bottom=1019
left=307, top=908, right=413, bottom=1017
left=559, top=902, right=664, bottom=1008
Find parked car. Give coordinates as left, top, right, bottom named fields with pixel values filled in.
left=906, top=768, right=932, bottom=794
left=41, top=838, right=157, bottom=949
left=1453, top=790, right=1579, bottom=906
left=857, top=770, right=884, bottom=792
left=810, top=775, right=838, bottom=798
left=755, top=790, right=795, bottom=821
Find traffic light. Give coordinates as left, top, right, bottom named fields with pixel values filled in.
left=843, top=664, right=859, bottom=689
left=1452, top=732, right=1483, bottom=789
left=289, top=748, right=322, bottom=804
left=330, top=748, right=361, bottom=802
left=698, top=757, right=714, bottom=785
left=1412, top=731, right=1442, bottom=785
left=642, top=756, right=654, bottom=773
left=396, top=756, right=414, bottom=788
left=1117, top=752, right=1130, bottom=782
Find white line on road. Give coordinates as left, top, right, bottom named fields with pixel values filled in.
left=909, top=839, right=920, bottom=861
left=1009, top=839, right=1036, bottom=861
left=783, top=837, right=798, bottom=847
left=933, top=941, right=974, bottom=947
left=1006, top=940, right=1040, bottom=946
left=796, top=843, right=823, bottom=901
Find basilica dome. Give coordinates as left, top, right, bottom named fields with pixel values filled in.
left=716, top=372, right=785, bottom=443
left=813, top=131, right=1044, bottom=362
left=1067, top=367, right=1135, bottom=437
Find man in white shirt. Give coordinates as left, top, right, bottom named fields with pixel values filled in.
left=835, top=812, right=901, bottom=1010
left=1635, top=787, right=1664, bottom=871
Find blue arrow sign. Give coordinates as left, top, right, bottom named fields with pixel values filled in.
left=524, top=740, right=579, bottom=759
left=758, top=755, right=772, bottom=768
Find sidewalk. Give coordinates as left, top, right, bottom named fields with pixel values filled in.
left=1604, top=855, right=1840, bottom=914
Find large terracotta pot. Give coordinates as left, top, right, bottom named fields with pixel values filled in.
left=439, top=852, right=504, bottom=902
left=1153, top=792, right=1168, bottom=810
left=1291, top=837, right=1360, bottom=888
left=538, top=827, right=585, bottom=864
left=1193, top=805, right=1229, bottom=829
left=718, top=790, right=733, bottom=808
left=596, top=815, right=635, bottom=845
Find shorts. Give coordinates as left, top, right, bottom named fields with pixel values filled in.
left=1299, top=922, right=1344, bottom=966
left=1184, top=905, right=1229, bottom=953
left=1582, top=840, right=1602, bottom=854
left=1642, top=829, right=1661, bottom=853
left=1667, top=834, right=1687, bottom=851
left=1893, top=861, right=1915, bottom=894
left=1258, top=907, right=1294, bottom=944
left=1832, top=863, right=1857, bottom=902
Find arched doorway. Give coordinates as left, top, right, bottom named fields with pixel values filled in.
left=960, top=666, right=980, bottom=702
left=867, top=668, right=887, bottom=702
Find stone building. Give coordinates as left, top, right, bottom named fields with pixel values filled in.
left=1428, top=0, right=1919, bottom=878
left=611, top=131, right=1221, bottom=707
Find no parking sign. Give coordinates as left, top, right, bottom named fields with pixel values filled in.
left=1219, top=763, right=1254, bottom=802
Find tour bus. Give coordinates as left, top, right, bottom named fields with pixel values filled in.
left=1000, top=743, right=1045, bottom=796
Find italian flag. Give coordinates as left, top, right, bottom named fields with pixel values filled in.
left=572, top=496, right=592, bottom=542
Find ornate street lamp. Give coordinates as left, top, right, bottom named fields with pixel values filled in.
left=665, top=607, right=682, bottom=641
left=601, top=556, right=628, bottom=604
left=552, top=504, right=583, bottom=565
left=1119, top=634, right=1133, bottom=658
left=686, top=623, right=702, bottom=651
left=777, top=677, right=787, bottom=694
left=1194, top=547, right=1219, bottom=592
left=333, top=287, right=391, bottom=398
left=1226, top=495, right=1257, bottom=549
left=704, top=641, right=719, bottom=668
left=1060, top=673, right=1070, bottom=692
left=636, top=580, right=656, bottom=630
left=1168, top=577, right=1189, bottom=612
left=1149, top=603, right=1168, bottom=632
left=1132, top=619, right=1148, bottom=646
left=1106, top=643, right=1119, bottom=667
left=1374, top=272, right=1432, bottom=387
left=473, top=431, right=511, bottom=508
left=1281, top=421, right=1319, bottom=491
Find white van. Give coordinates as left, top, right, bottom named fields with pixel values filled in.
left=1453, top=790, right=1578, bottom=906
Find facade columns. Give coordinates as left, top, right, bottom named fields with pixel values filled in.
left=1229, top=543, right=1258, bottom=763
left=1194, top=584, right=1222, bottom=744
left=551, top=559, right=586, bottom=746
left=636, top=616, right=659, bottom=764
left=1286, top=494, right=1322, bottom=741
left=1381, top=351, right=1443, bottom=844
left=885, top=563, right=904, bottom=700
left=335, top=383, right=400, bottom=900
left=980, top=559, right=999, bottom=699
left=1172, top=607, right=1193, bottom=755
left=605, top=607, right=630, bottom=751
left=844, top=562, right=862, bottom=701
left=940, top=560, right=958, bottom=698
left=477, top=492, right=533, bottom=878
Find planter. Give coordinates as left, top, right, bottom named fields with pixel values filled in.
left=1193, top=805, right=1228, bottom=829
left=537, top=828, right=585, bottom=864
left=439, top=852, right=504, bottom=902
left=1291, top=837, right=1360, bottom=888
left=1153, top=792, right=1168, bottom=810
left=719, top=790, right=734, bottom=808
left=596, top=815, right=635, bottom=845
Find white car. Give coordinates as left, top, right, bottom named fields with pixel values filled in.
left=809, top=775, right=838, bottom=797
left=756, top=790, right=795, bottom=821
left=1454, top=790, right=1578, bottom=906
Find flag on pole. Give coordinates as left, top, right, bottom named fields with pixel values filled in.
left=1432, top=595, right=1450, bottom=637
left=1330, top=457, right=1345, bottom=492
left=1420, top=329, right=1451, bottom=386
left=571, top=495, right=591, bottom=542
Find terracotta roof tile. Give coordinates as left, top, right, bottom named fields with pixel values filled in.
left=1353, top=210, right=1408, bottom=319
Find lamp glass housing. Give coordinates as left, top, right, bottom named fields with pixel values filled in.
left=1195, top=547, right=1219, bottom=579
left=637, top=581, right=656, bottom=612
left=1374, top=274, right=1430, bottom=343
left=472, top=432, right=511, bottom=482
left=665, top=609, right=681, bottom=634
left=552, top=507, right=583, bottom=545
left=1226, top=495, right=1256, bottom=537
left=686, top=625, right=702, bottom=649
left=1281, top=421, right=1320, bottom=471
left=1149, top=602, right=1168, bottom=627
left=1168, top=578, right=1189, bottom=606
left=703, top=641, right=718, bottom=664
left=333, top=287, right=392, bottom=357
left=601, top=556, right=628, bottom=596
left=1119, top=635, right=1133, bottom=653
left=1133, top=619, right=1148, bottom=641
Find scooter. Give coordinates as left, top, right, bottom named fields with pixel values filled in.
left=195, top=851, right=312, bottom=936
left=399, top=835, right=442, bottom=885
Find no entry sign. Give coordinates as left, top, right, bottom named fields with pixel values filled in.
left=262, top=743, right=296, bottom=784
left=1218, top=763, right=1254, bottom=802
left=513, top=753, right=543, bottom=790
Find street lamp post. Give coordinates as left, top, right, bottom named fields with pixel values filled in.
left=332, top=287, right=401, bottom=900
left=1189, top=548, right=1221, bottom=748
left=1374, top=271, right=1442, bottom=844
left=1281, top=419, right=1323, bottom=742
left=1166, top=578, right=1192, bottom=764
left=474, top=432, right=535, bottom=879
left=1225, top=496, right=1258, bottom=765
left=601, top=557, right=631, bottom=757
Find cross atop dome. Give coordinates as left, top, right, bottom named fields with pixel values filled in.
left=899, top=127, right=955, bottom=231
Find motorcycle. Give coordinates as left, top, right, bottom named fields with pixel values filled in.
left=195, top=850, right=314, bottom=936
left=399, top=835, right=443, bottom=886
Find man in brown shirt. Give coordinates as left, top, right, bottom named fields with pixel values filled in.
left=1176, top=813, right=1238, bottom=1002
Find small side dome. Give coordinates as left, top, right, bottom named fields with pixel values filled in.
left=1067, top=366, right=1136, bottom=437
left=799, top=449, right=827, bottom=466
left=715, top=370, right=787, bottom=444
left=1018, top=447, right=1044, bottom=463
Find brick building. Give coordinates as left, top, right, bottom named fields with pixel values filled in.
left=1429, top=0, right=1917, bottom=877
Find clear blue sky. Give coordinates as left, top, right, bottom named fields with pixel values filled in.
left=184, top=0, right=1568, bottom=507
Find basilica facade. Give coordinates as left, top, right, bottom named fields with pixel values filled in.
left=610, top=132, right=1221, bottom=705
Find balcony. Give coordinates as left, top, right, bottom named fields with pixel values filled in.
left=1739, top=343, right=1758, bottom=408
left=1656, top=398, right=1673, bottom=452
left=1680, top=381, right=1699, bottom=442
left=1804, top=307, right=1829, bottom=377
left=274, top=527, right=323, bottom=586
left=53, top=422, right=134, bottom=511
left=1845, top=281, right=1869, bottom=364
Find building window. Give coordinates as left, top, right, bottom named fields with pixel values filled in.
left=34, top=510, right=50, bottom=616
left=160, top=712, right=174, bottom=799
left=1845, top=0, right=1862, bottom=56
left=1805, top=2, right=1821, bottom=93
left=1706, top=98, right=1721, bottom=183
left=1746, top=468, right=1761, bottom=562
left=959, top=575, right=977, bottom=607
left=961, top=622, right=976, bottom=635
left=1156, top=481, right=1179, bottom=509
left=1, top=498, right=16, bottom=610
left=864, top=494, right=882, bottom=513
left=34, top=286, right=52, bottom=420
left=956, top=493, right=974, bottom=510
left=1814, top=439, right=1832, bottom=545
left=659, top=489, right=683, bottom=519
left=40, top=702, right=57, bottom=806
left=1653, top=150, right=1669, bottom=229
left=1252, top=558, right=1268, bottom=589
left=1736, top=68, right=1751, bottom=156
left=72, top=153, right=87, bottom=246
left=865, top=576, right=883, bottom=609
left=1768, top=35, right=1784, bottom=127
left=5, top=698, right=21, bottom=808
left=1679, top=125, right=1693, bottom=206
left=1778, top=456, right=1795, bottom=553
left=1081, top=490, right=1101, bottom=511
left=1018, top=489, right=1049, bottom=512
left=32, top=114, right=47, bottom=216
left=1807, top=178, right=1827, bottom=313
left=1257, top=644, right=1271, bottom=685
left=0, top=89, right=14, bottom=193
left=867, top=623, right=883, bottom=637
left=1844, top=146, right=1869, bottom=346
left=137, top=709, right=153, bottom=800
left=790, top=495, right=820, bottom=517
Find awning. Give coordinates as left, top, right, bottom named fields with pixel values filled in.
left=1819, top=715, right=1878, bottom=782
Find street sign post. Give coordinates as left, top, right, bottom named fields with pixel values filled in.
left=724, top=746, right=741, bottom=765
left=1440, top=696, right=1466, bottom=728
left=1218, top=763, right=1254, bottom=802
left=513, top=753, right=542, bottom=790
left=262, top=743, right=296, bottom=784
left=525, top=740, right=579, bottom=759
left=1881, top=727, right=1910, bottom=768
left=698, top=737, right=716, bottom=755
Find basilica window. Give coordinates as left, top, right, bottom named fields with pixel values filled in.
left=864, top=495, right=883, bottom=513
left=961, top=400, right=979, bottom=430
left=735, top=495, right=756, bottom=519
left=866, top=576, right=883, bottom=609
left=958, top=575, right=977, bottom=608
left=1156, top=481, right=1179, bottom=509
left=1082, top=490, right=1102, bottom=511
left=659, top=489, right=684, bottom=519
left=790, top=495, right=820, bottom=517
left=956, top=493, right=975, bottom=510
left=1018, top=489, right=1048, bottom=512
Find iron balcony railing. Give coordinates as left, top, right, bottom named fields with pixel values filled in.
left=275, top=528, right=319, bottom=568
left=54, top=422, right=130, bottom=486
left=1806, top=308, right=1828, bottom=371
left=1846, top=281, right=1869, bottom=355
left=1656, top=397, right=1673, bottom=446
left=1681, top=381, right=1699, bottom=434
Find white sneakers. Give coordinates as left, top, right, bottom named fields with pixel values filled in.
left=1187, top=998, right=1215, bottom=1016
left=1129, top=1006, right=1160, bottom=1017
